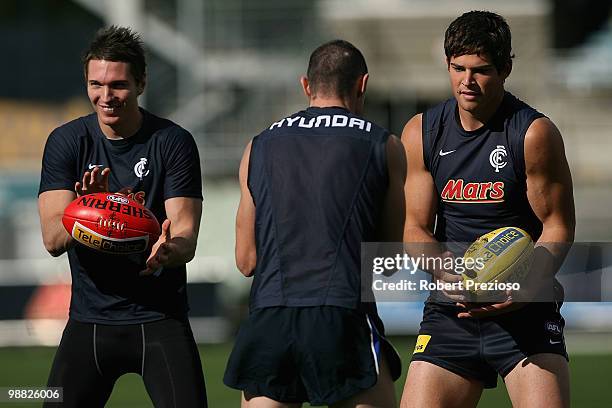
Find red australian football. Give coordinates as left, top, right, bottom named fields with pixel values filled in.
left=62, top=192, right=160, bottom=254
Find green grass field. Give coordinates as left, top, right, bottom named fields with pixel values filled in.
left=1, top=337, right=610, bottom=407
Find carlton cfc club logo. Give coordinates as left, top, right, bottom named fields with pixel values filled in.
left=489, top=145, right=507, bottom=173
left=134, top=158, right=150, bottom=180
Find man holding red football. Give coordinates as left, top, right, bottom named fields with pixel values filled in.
left=400, top=11, right=575, bottom=408
left=38, top=26, right=207, bottom=407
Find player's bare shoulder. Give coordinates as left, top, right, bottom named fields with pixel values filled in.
left=401, top=114, right=422, bottom=143
left=525, top=117, right=564, bottom=149
left=400, top=114, right=424, bottom=154
left=524, top=116, right=567, bottom=168
left=400, top=114, right=426, bottom=169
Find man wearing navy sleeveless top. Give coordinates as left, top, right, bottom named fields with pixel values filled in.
left=38, top=27, right=207, bottom=407
left=400, top=11, right=575, bottom=408
left=224, top=40, right=405, bottom=407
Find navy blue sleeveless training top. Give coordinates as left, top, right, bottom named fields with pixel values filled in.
left=423, top=92, right=544, bottom=245
left=248, top=106, right=389, bottom=310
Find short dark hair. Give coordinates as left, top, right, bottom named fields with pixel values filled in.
left=444, top=11, right=514, bottom=72
left=83, top=26, right=146, bottom=84
left=307, top=40, right=368, bottom=98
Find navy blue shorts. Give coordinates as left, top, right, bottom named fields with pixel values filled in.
left=411, top=301, right=568, bottom=388
left=223, top=306, right=401, bottom=406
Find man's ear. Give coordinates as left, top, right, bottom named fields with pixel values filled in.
left=300, top=76, right=311, bottom=99
left=137, top=76, right=146, bottom=95
left=500, top=62, right=512, bottom=81
left=357, top=73, right=369, bottom=98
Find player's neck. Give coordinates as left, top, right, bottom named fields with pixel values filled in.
left=458, top=91, right=505, bottom=131
left=98, top=108, right=143, bottom=140
left=309, top=95, right=355, bottom=114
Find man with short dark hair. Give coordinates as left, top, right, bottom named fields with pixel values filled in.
left=223, top=39, right=405, bottom=408
left=400, top=11, right=574, bottom=408
left=39, top=26, right=207, bottom=407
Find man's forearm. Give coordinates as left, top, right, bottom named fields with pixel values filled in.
left=535, top=223, right=574, bottom=276
left=404, top=226, right=452, bottom=278
left=42, top=216, right=74, bottom=257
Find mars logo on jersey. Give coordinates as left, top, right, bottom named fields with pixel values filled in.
left=441, top=179, right=505, bottom=203
left=71, top=222, right=148, bottom=254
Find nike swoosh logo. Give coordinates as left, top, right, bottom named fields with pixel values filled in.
left=88, top=164, right=102, bottom=170
left=549, top=339, right=563, bottom=345
left=439, top=149, right=456, bottom=156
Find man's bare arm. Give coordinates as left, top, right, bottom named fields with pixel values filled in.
left=39, top=166, right=112, bottom=257
left=523, top=117, right=575, bottom=292
left=235, top=142, right=257, bottom=277
left=458, top=117, right=575, bottom=317
left=402, top=114, right=460, bottom=287
left=142, top=196, right=203, bottom=274
left=376, top=134, right=407, bottom=242
left=402, top=114, right=438, bottom=244
left=38, top=190, right=76, bottom=257
left=525, top=117, right=575, bottom=256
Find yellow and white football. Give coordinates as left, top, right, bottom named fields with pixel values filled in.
left=462, top=227, right=534, bottom=300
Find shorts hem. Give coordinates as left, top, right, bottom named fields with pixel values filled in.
left=311, top=376, right=378, bottom=406
left=223, top=379, right=304, bottom=404
left=379, top=336, right=402, bottom=381
left=411, top=355, right=497, bottom=389
left=499, top=349, right=570, bottom=378
left=223, top=376, right=378, bottom=406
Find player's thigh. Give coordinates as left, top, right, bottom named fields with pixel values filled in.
left=44, top=319, right=115, bottom=408
left=504, top=353, right=569, bottom=408
left=242, top=392, right=302, bottom=408
left=330, top=353, right=396, bottom=408
left=142, top=318, right=207, bottom=408
left=400, top=361, right=483, bottom=408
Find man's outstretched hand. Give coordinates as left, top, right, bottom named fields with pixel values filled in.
left=140, top=219, right=172, bottom=276
left=75, top=167, right=111, bottom=196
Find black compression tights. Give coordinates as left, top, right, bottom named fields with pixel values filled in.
left=43, top=318, right=207, bottom=407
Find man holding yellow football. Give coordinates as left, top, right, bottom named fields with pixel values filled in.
left=400, top=11, right=575, bottom=408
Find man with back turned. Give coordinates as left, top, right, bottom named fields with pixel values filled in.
left=224, top=40, right=406, bottom=407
